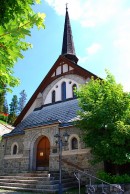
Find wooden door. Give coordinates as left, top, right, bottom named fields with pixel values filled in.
left=36, top=136, right=50, bottom=167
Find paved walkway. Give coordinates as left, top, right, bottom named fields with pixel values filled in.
left=0, top=190, right=33, bottom=194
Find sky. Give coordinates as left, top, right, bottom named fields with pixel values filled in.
left=7, top=0, right=130, bottom=105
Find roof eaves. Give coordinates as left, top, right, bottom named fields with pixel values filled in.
left=24, top=119, right=61, bottom=130
left=3, top=131, right=25, bottom=138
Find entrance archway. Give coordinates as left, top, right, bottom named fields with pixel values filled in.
left=36, top=136, right=50, bottom=168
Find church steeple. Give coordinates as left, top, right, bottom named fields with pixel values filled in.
left=61, top=5, right=78, bottom=64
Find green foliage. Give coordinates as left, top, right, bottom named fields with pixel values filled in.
left=8, top=95, right=18, bottom=124
left=18, top=90, right=27, bottom=114
left=0, top=113, right=8, bottom=123
left=76, top=71, right=130, bottom=166
left=3, top=99, right=8, bottom=114
left=0, top=0, right=45, bottom=93
left=0, top=120, right=7, bottom=125
left=97, top=171, right=130, bottom=184
left=0, top=89, right=6, bottom=112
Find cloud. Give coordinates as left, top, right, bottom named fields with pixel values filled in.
left=86, top=43, right=102, bottom=55
left=45, top=0, right=130, bottom=91
left=112, top=8, right=130, bottom=91
left=44, top=0, right=82, bottom=20
left=45, top=0, right=122, bottom=27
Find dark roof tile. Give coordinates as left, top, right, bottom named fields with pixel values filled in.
left=4, top=99, right=80, bottom=137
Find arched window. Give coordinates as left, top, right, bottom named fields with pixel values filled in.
left=72, top=84, right=77, bottom=98
left=71, top=137, right=78, bottom=150
left=52, top=90, right=56, bottom=103
left=13, top=144, right=17, bottom=155
left=61, top=82, right=66, bottom=101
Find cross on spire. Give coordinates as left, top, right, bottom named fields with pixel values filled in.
left=66, top=3, right=68, bottom=10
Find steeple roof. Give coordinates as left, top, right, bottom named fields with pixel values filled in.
left=61, top=5, right=78, bottom=64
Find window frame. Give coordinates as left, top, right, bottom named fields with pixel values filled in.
left=11, top=142, right=18, bottom=155
left=68, top=134, right=80, bottom=151
left=71, top=137, right=78, bottom=150
left=52, top=90, right=56, bottom=103
left=61, top=81, right=66, bottom=101
left=72, top=84, right=77, bottom=98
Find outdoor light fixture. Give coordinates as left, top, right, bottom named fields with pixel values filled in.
left=54, top=133, right=60, bottom=144
left=54, top=130, right=69, bottom=194
left=63, top=131, right=69, bottom=142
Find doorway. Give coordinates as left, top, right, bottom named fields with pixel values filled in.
left=36, top=136, right=50, bottom=168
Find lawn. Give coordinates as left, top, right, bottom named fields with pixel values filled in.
left=0, top=120, right=7, bottom=125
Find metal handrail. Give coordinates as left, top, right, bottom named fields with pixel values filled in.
left=74, top=169, right=124, bottom=193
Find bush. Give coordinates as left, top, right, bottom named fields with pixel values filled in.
left=0, top=113, right=8, bottom=122
left=97, top=171, right=130, bottom=184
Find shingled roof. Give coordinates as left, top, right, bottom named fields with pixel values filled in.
left=4, top=99, right=80, bottom=137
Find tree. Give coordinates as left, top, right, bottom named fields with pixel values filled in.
left=0, top=0, right=45, bottom=93
left=76, top=71, right=130, bottom=175
left=0, top=90, right=6, bottom=112
left=18, top=90, right=27, bottom=114
left=8, top=95, right=18, bottom=124
left=3, top=99, right=8, bottom=115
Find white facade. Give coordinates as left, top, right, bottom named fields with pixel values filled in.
left=44, top=78, right=78, bottom=104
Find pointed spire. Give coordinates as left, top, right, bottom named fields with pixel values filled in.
left=61, top=4, right=78, bottom=64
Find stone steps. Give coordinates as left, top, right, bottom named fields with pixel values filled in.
left=0, top=186, right=58, bottom=193
left=0, top=177, right=74, bottom=184
left=0, top=176, right=52, bottom=181
left=0, top=171, right=78, bottom=193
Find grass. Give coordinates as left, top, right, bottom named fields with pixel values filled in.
left=0, top=120, right=7, bottom=125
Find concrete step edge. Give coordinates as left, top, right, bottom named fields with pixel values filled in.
left=0, top=185, right=58, bottom=193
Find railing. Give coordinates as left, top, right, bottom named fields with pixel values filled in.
left=61, top=158, right=84, bottom=171
left=74, top=169, right=124, bottom=194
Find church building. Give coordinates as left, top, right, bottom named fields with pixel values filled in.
left=0, top=7, right=102, bottom=175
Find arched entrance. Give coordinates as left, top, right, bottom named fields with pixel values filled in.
left=36, top=136, right=50, bottom=168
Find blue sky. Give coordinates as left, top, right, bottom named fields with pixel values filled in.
left=7, top=0, right=130, bottom=104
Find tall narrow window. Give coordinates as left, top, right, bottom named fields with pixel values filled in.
left=71, top=137, right=78, bottom=150
left=13, top=145, right=17, bottom=155
left=52, top=90, right=56, bottom=103
left=61, top=82, right=66, bottom=101
left=72, top=84, right=77, bottom=98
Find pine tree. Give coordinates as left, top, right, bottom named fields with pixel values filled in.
left=3, top=99, right=8, bottom=114
left=8, top=95, right=18, bottom=124
left=18, top=90, right=27, bottom=114
left=0, top=90, right=6, bottom=112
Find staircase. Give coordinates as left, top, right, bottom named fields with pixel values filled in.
left=0, top=171, right=78, bottom=193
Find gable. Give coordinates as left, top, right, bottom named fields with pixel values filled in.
left=43, top=74, right=86, bottom=105
left=14, top=55, right=98, bottom=127
left=51, top=62, right=74, bottom=77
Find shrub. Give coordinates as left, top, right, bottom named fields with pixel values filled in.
left=97, top=171, right=130, bottom=184
left=0, top=113, right=8, bottom=122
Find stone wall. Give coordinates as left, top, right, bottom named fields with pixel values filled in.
left=0, top=135, right=28, bottom=175
left=0, top=125, right=103, bottom=175
left=49, top=126, right=103, bottom=175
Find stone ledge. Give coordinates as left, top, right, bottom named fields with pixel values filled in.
left=4, top=154, right=25, bottom=159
